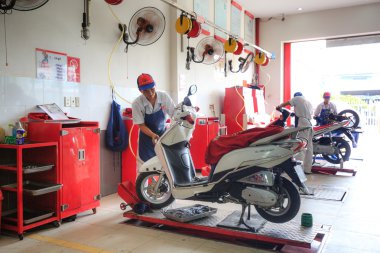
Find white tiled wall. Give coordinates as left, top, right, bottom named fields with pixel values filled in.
left=0, top=76, right=141, bottom=135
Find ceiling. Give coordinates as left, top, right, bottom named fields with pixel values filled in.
left=237, top=0, right=380, bottom=18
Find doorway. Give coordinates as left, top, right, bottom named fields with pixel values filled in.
left=285, top=35, right=380, bottom=132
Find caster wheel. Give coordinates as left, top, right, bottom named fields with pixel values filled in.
left=18, top=234, right=24, bottom=240
left=53, top=221, right=61, bottom=228
left=92, top=208, right=97, bottom=214
left=120, top=203, right=127, bottom=211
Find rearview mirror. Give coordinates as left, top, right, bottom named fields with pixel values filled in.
left=187, top=85, right=197, bottom=96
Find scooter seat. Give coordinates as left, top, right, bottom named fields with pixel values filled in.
left=313, top=124, right=334, bottom=132
left=205, top=126, right=284, bottom=165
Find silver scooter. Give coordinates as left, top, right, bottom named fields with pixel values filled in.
left=135, top=85, right=309, bottom=223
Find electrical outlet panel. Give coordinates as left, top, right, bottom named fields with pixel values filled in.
left=71, top=97, right=76, bottom=107
left=75, top=97, right=80, bottom=107
left=64, top=97, right=71, bottom=107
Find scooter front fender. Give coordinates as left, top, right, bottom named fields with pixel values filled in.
left=282, top=159, right=310, bottom=192
left=138, top=156, right=163, bottom=173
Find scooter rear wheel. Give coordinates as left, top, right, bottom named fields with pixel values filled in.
left=136, top=172, right=174, bottom=209
left=322, top=138, right=351, bottom=164
left=255, top=177, right=300, bottom=223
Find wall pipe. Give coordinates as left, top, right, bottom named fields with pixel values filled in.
left=159, top=0, right=273, bottom=59
left=254, top=17, right=260, bottom=81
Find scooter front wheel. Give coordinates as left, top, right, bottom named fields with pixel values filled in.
left=254, top=177, right=301, bottom=223
left=136, top=172, right=174, bottom=209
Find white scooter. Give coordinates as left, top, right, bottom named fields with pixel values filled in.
left=135, top=85, right=310, bottom=224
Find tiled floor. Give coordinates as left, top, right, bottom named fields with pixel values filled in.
left=0, top=130, right=379, bottom=253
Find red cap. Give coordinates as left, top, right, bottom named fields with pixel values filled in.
left=137, top=73, right=155, bottom=91
left=323, top=92, right=331, bottom=98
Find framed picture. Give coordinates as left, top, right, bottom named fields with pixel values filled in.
left=214, top=0, right=228, bottom=41
left=244, top=10, right=254, bottom=44
left=194, top=0, right=211, bottom=35
left=230, top=1, right=242, bottom=38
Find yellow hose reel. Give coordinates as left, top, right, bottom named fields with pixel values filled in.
left=175, top=13, right=192, bottom=35
left=224, top=38, right=238, bottom=53
left=254, top=52, right=267, bottom=65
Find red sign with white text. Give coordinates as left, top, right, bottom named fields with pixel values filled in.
left=67, top=56, right=80, bottom=83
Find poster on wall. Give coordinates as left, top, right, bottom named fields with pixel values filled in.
left=67, top=56, right=80, bottom=83
left=36, top=48, right=67, bottom=82
left=230, top=1, right=242, bottom=38
left=214, top=0, right=228, bottom=41
left=194, top=0, right=211, bottom=35
left=244, top=10, right=254, bottom=43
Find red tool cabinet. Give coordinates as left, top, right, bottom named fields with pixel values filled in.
left=189, top=117, right=220, bottom=170
left=28, top=121, right=100, bottom=219
left=223, top=87, right=256, bottom=134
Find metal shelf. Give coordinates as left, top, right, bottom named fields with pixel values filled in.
left=0, top=165, right=17, bottom=172
left=0, top=164, right=54, bottom=174
left=2, top=209, right=55, bottom=225
left=2, top=181, right=62, bottom=196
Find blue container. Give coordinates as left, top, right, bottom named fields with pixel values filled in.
left=352, top=131, right=360, bottom=145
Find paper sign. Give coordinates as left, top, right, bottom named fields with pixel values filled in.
left=38, top=103, right=69, bottom=120
left=36, top=48, right=67, bottom=81
left=67, top=56, right=80, bottom=83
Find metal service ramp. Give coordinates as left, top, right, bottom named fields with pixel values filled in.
left=123, top=201, right=330, bottom=253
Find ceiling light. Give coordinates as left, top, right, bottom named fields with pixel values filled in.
left=297, top=7, right=303, bottom=11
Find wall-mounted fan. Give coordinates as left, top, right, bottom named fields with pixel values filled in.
left=1, top=0, right=49, bottom=13
left=119, top=7, right=166, bottom=53
left=186, top=36, right=224, bottom=70
left=228, top=52, right=254, bottom=73
left=13, top=0, right=49, bottom=11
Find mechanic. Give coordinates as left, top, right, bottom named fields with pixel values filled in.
left=277, top=92, right=314, bottom=174
left=132, top=73, right=175, bottom=162
left=314, top=92, right=338, bottom=125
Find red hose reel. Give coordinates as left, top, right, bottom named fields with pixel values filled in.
left=105, top=0, right=123, bottom=5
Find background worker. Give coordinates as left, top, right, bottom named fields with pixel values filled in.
left=277, top=92, right=314, bottom=173
left=314, top=92, right=338, bottom=125
left=132, top=73, right=175, bottom=162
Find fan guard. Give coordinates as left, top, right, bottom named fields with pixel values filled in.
left=128, top=7, right=166, bottom=46
left=195, top=36, right=224, bottom=65
left=13, top=0, right=49, bottom=11
left=241, top=53, right=254, bottom=73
